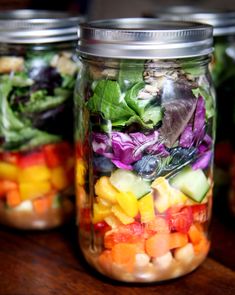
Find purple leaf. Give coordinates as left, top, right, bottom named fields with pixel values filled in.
left=192, top=150, right=212, bottom=170
left=111, top=160, right=133, bottom=170
left=179, top=124, right=194, bottom=148
left=159, top=98, right=197, bottom=148
left=193, top=96, right=206, bottom=144
left=112, top=132, right=141, bottom=165
left=92, top=132, right=113, bottom=158
left=92, top=130, right=168, bottom=169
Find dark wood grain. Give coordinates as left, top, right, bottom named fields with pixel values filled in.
left=0, top=213, right=235, bottom=295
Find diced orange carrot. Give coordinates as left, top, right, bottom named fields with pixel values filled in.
left=0, top=180, right=17, bottom=197
left=144, top=216, right=170, bottom=238
left=145, top=232, right=188, bottom=258
left=168, top=232, right=188, bottom=249
left=188, top=223, right=205, bottom=245
left=145, top=233, right=170, bottom=258
left=33, top=194, right=53, bottom=214
left=111, top=243, right=137, bottom=273
left=98, top=250, right=113, bottom=274
left=6, top=189, right=21, bottom=207
left=194, top=238, right=210, bottom=255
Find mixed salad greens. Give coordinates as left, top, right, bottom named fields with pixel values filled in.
left=0, top=48, right=78, bottom=229
left=75, top=57, right=215, bottom=282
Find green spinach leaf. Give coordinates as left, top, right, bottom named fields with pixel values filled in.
left=87, top=80, right=139, bottom=126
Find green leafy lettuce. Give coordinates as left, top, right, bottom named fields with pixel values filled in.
left=0, top=78, right=60, bottom=151
left=87, top=79, right=162, bottom=129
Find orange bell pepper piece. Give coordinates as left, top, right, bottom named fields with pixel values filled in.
left=6, top=189, right=21, bottom=207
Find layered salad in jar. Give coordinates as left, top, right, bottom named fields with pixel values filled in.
left=76, top=57, right=215, bottom=282
left=0, top=48, right=78, bottom=229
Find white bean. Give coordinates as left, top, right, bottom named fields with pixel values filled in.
left=152, top=251, right=173, bottom=269
left=174, top=243, right=195, bottom=264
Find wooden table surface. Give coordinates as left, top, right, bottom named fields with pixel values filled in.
left=0, top=201, right=235, bottom=295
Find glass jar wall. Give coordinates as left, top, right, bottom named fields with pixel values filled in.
left=75, top=19, right=215, bottom=282
left=0, top=10, right=83, bottom=229
left=154, top=6, right=235, bottom=217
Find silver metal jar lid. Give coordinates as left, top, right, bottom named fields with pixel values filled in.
left=155, top=6, right=235, bottom=36
left=78, top=18, right=213, bottom=59
left=0, top=10, right=84, bottom=44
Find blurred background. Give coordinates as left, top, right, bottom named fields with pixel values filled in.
left=1, top=0, right=235, bottom=19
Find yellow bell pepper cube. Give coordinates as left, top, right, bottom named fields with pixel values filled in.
left=111, top=204, right=135, bottom=225
left=138, top=193, right=155, bottom=223
left=152, top=177, right=187, bottom=213
left=0, top=161, right=19, bottom=181
left=92, top=202, right=111, bottom=224
left=19, top=181, right=51, bottom=200
left=51, top=166, right=68, bottom=190
left=18, top=165, right=51, bottom=182
left=95, top=176, right=118, bottom=204
left=76, top=158, right=86, bottom=186
left=170, top=188, right=188, bottom=206
left=116, top=191, right=138, bottom=218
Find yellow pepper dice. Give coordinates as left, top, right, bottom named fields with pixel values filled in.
left=95, top=176, right=118, bottom=204
left=0, top=162, right=19, bottom=181
left=152, top=177, right=187, bottom=213
left=18, top=165, right=51, bottom=182
left=76, top=158, right=86, bottom=186
left=111, top=204, right=134, bottom=225
left=19, top=181, right=51, bottom=200
left=138, top=193, right=155, bottom=223
left=51, top=166, right=68, bottom=190
left=116, top=191, right=138, bottom=218
left=93, top=202, right=111, bottom=224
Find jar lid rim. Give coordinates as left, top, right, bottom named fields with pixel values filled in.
left=0, top=9, right=84, bottom=44
left=78, top=18, right=213, bottom=59
left=155, top=6, right=235, bottom=36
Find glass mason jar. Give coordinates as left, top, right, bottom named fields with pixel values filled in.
left=75, top=19, right=215, bottom=282
left=154, top=7, right=235, bottom=217
left=0, top=10, right=83, bottom=230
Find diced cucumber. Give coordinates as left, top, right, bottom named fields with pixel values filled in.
left=110, top=169, right=151, bottom=199
left=169, top=166, right=210, bottom=203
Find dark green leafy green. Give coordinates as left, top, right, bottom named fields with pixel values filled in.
left=61, top=74, right=76, bottom=89
left=0, top=81, right=25, bottom=130
left=141, top=106, right=162, bottom=126
left=87, top=79, right=162, bottom=129
left=87, top=80, right=138, bottom=126
left=0, top=78, right=61, bottom=151
left=0, top=73, right=34, bottom=87
left=124, top=82, right=148, bottom=116
left=20, top=88, right=70, bottom=113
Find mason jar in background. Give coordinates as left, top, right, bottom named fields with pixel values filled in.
left=75, top=19, right=215, bottom=282
left=154, top=6, right=235, bottom=217
left=0, top=10, right=84, bottom=230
